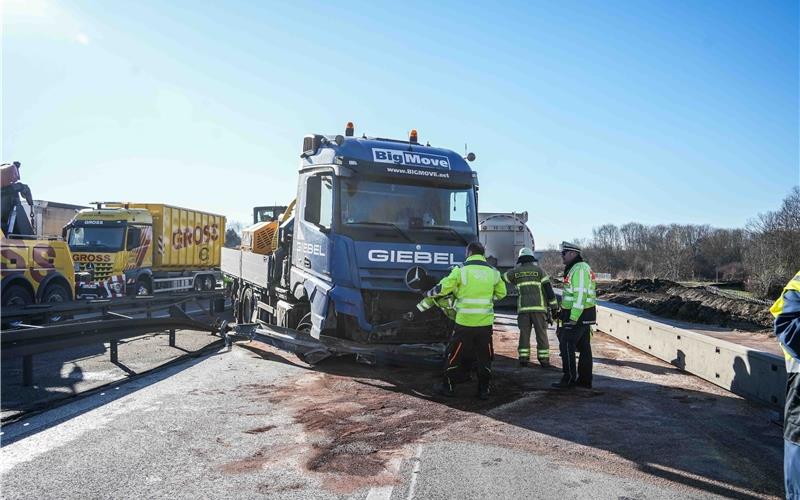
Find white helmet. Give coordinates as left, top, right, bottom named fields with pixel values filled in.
left=518, top=247, right=534, bottom=258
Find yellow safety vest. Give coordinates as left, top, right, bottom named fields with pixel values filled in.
left=771, top=270, right=800, bottom=374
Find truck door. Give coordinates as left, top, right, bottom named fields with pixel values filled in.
left=293, top=173, right=333, bottom=282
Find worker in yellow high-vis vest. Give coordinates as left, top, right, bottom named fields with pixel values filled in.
left=405, top=241, right=506, bottom=399
left=553, top=241, right=597, bottom=389
left=771, top=270, right=800, bottom=498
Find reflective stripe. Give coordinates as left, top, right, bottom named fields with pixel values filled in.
left=459, top=298, right=493, bottom=305
left=461, top=267, right=468, bottom=285
left=517, top=281, right=542, bottom=287
left=575, top=271, right=586, bottom=308
left=786, top=347, right=800, bottom=373
left=459, top=308, right=494, bottom=314
left=417, top=302, right=429, bottom=312
left=517, top=306, right=546, bottom=312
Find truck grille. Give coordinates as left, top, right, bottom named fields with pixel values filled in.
left=78, top=262, right=115, bottom=281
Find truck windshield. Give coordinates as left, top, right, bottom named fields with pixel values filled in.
left=340, top=180, right=477, bottom=245
left=68, top=226, right=126, bottom=251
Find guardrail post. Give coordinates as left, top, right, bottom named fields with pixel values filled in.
left=169, top=329, right=176, bottom=347
left=22, top=355, right=34, bottom=387
left=110, top=340, right=118, bottom=363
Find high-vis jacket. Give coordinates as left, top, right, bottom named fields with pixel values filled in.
left=503, top=262, right=558, bottom=313
left=416, top=294, right=456, bottom=321
left=771, top=270, right=800, bottom=444
left=426, top=254, right=506, bottom=327
left=561, top=261, right=597, bottom=323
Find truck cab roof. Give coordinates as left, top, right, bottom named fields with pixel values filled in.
left=74, top=207, right=153, bottom=224
left=300, top=134, right=477, bottom=184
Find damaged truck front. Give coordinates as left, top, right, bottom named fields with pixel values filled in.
left=222, top=125, right=479, bottom=348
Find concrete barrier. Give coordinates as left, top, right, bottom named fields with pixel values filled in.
left=594, top=302, right=786, bottom=408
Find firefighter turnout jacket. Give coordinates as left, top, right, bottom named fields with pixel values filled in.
left=503, top=261, right=558, bottom=313
left=561, top=260, right=597, bottom=323
left=425, top=254, right=507, bottom=327
left=771, top=270, right=800, bottom=445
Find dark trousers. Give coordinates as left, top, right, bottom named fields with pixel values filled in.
left=517, top=312, right=550, bottom=361
left=787, top=439, right=800, bottom=500
left=443, top=324, right=493, bottom=391
left=557, top=323, right=593, bottom=384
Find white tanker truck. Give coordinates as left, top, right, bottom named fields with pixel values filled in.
left=478, top=211, right=535, bottom=305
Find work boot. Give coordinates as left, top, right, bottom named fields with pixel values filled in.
left=478, top=385, right=491, bottom=400
left=538, top=358, right=551, bottom=368
left=551, top=375, right=575, bottom=389
left=575, top=380, right=592, bottom=389
left=519, top=358, right=530, bottom=367
left=433, top=381, right=454, bottom=398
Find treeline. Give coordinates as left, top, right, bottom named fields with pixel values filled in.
left=539, top=187, right=799, bottom=299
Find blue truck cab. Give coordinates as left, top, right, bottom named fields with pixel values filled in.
left=225, top=125, right=479, bottom=345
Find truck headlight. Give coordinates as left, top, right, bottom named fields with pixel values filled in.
left=111, top=282, right=123, bottom=293
left=74, top=262, right=81, bottom=272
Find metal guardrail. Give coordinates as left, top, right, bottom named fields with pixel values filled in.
left=1, top=292, right=227, bottom=386
left=1, top=291, right=225, bottom=324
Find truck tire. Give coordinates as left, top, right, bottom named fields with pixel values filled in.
left=296, top=313, right=312, bottom=334
left=240, top=288, right=254, bottom=323
left=42, top=281, right=71, bottom=322
left=2, top=283, right=34, bottom=307
left=133, top=278, right=152, bottom=296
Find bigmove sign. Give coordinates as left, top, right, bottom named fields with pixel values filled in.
left=372, top=148, right=451, bottom=169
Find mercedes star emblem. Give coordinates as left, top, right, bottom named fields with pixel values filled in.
left=404, top=265, right=427, bottom=291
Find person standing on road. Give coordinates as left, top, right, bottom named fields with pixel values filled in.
left=503, top=247, right=558, bottom=367
left=553, top=241, right=596, bottom=389
left=771, top=270, right=800, bottom=498
left=404, top=241, right=506, bottom=399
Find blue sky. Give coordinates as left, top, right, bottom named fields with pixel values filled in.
left=2, top=0, right=798, bottom=248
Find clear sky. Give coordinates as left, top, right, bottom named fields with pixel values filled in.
left=2, top=0, right=798, bottom=248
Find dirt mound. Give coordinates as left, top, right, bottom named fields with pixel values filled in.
left=597, top=279, right=774, bottom=331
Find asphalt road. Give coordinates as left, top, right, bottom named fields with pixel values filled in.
left=0, top=315, right=785, bottom=499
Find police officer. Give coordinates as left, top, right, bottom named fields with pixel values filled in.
left=771, top=270, right=800, bottom=498
left=405, top=241, right=506, bottom=399
left=553, top=241, right=596, bottom=389
left=503, top=247, right=558, bottom=367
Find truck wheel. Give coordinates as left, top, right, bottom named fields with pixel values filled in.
left=134, top=278, right=152, bottom=296
left=2, top=284, right=34, bottom=307
left=240, top=288, right=254, bottom=323
left=42, top=282, right=71, bottom=322
left=296, top=313, right=312, bottom=334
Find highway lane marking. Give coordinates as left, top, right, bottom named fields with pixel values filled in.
left=365, top=456, right=403, bottom=500
left=405, top=444, right=423, bottom=500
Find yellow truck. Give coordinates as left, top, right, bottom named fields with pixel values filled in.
left=1, top=161, right=76, bottom=308
left=64, top=203, right=225, bottom=299
left=0, top=229, right=76, bottom=307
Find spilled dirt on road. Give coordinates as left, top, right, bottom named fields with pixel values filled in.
left=223, top=324, right=782, bottom=498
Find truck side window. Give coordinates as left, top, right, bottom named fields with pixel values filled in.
left=451, top=192, right=468, bottom=223
left=305, top=175, right=333, bottom=230
left=127, top=226, right=141, bottom=250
